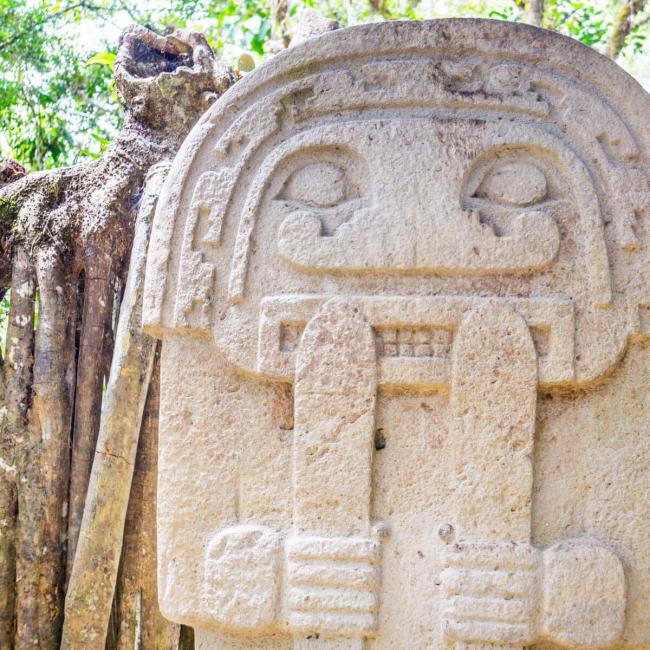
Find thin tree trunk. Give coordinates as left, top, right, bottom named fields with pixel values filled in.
left=368, top=0, right=395, bottom=19
left=67, top=252, right=115, bottom=576
left=61, top=162, right=170, bottom=648
left=525, top=0, right=544, bottom=26
left=16, top=249, right=76, bottom=648
left=0, top=460, right=16, bottom=650
left=606, top=0, right=646, bottom=59
left=178, top=626, right=195, bottom=650
left=0, top=248, right=35, bottom=647
left=114, top=354, right=181, bottom=649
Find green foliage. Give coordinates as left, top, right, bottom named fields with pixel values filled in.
left=628, top=23, right=648, bottom=55
left=0, top=1, right=121, bottom=170
left=488, top=5, right=522, bottom=21
left=545, top=0, right=609, bottom=46
left=86, top=51, right=117, bottom=70
left=207, top=0, right=274, bottom=57
left=0, top=0, right=648, bottom=173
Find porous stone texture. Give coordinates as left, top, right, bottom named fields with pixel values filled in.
left=143, top=19, right=650, bottom=649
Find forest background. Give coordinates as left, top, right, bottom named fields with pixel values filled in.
left=2, top=0, right=650, bottom=175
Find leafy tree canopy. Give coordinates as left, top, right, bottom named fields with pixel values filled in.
left=1, top=0, right=649, bottom=171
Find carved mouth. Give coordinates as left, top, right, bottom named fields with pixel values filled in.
left=250, top=295, right=575, bottom=389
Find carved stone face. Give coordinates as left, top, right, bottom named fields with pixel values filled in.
left=149, top=47, right=649, bottom=389
left=144, top=20, right=650, bottom=649
left=275, top=121, right=561, bottom=274
left=214, top=117, right=601, bottom=389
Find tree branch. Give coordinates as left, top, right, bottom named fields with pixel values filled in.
left=524, top=0, right=544, bottom=27
left=606, top=0, right=647, bottom=59
left=0, top=2, right=98, bottom=53
left=368, top=0, right=396, bottom=20
left=62, top=161, right=170, bottom=648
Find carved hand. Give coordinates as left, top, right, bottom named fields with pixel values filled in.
left=286, top=534, right=382, bottom=638
left=204, top=524, right=282, bottom=632
left=440, top=539, right=626, bottom=649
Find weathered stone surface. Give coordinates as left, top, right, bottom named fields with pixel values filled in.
left=143, top=19, right=650, bottom=649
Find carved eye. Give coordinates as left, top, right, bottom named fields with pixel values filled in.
left=476, top=162, right=547, bottom=206
left=280, top=162, right=348, bottom=208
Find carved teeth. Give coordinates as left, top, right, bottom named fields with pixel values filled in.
left=375, top=326, right=453, bottom=358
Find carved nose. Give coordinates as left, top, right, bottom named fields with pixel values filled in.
left=277, top=199, right=559, bottom=275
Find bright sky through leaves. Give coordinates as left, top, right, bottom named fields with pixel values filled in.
left=1, top=0, right=649, bottom=171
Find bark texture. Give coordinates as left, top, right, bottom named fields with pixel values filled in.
left=15, top=250, right=76, bottom=648
left=0, top=25, right=235, bottom=649
left=0, top=247, right=34, bottom=649
left=606, top=0, right=647, bottom=59
left=112, top=353, right=181, bottom=649
left=525, top=0, right=544, bottom=27
left=61, top=162, right=168, bottom=647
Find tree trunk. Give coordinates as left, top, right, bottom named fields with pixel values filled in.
left=0, top=247, right=34, bottom=648
left=525, top=0, right=544, bottom=27
left=606, top=0, right=646, bottom=59
left=0, top=25, right=234, bottom=649
left=0, top=460, right=16, bottom=650
left=15, top=250, right=76, bottom=648
left=61, top=162, right=168, bottom=647
left=113, top=353, right=181, bottom=649
left=67, top=250, right=115, bottom=577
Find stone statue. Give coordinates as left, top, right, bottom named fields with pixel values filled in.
left=143, top=19, right=650, bottom=649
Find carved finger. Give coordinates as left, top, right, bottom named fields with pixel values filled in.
left=289, top=611, right=377, bottom=637
left=288, top=586, right=379, bottom=613
left=287, top=560, right=380, bottom=590
left=441, top=567, right=535, bottom=598
left=287, top=536, right=381, bottom=564
left=442, top=618, right=533, bottom=645
left=442, top=595, right=531, bottom=624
